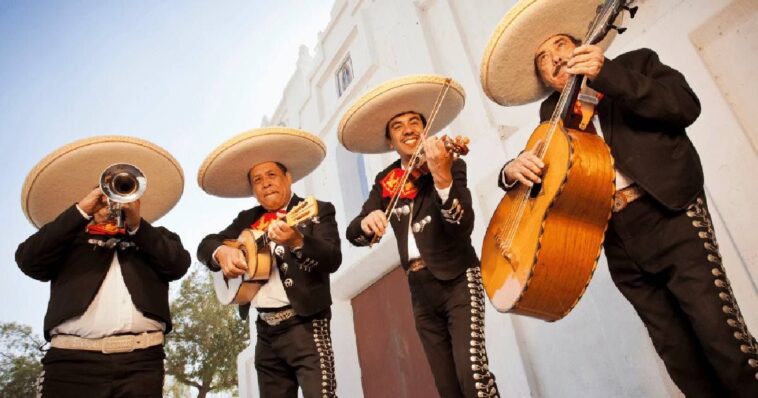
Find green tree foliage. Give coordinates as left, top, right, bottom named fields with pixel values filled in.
left=0, top=322, right=44, bottom=398
left=166, top=267, right=250, bottom=398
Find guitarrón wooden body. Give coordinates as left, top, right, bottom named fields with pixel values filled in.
left=213, top=229, right=271, bottom=305
left=481, top=121, right=614, bottom=321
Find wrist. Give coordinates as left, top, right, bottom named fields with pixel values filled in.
left=432, top=173, right=452, bottom=189
left=291, top=236, right=304, bottom=249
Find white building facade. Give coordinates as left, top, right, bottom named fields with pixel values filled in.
left=238, top=0, right=758, bottom=396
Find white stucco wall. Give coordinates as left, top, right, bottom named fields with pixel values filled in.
left=240, top=1, right=758, bottom=397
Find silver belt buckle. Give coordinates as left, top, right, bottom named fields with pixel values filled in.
left=260, top=308, right=295, bottom=326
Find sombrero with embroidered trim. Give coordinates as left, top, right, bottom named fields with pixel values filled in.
left=198, top=127, right=326, bottom=198
left=338, top=74, right=466, bottom=154
left=480, top=0, right=623, bottom=106
left=21, top=135, right=184, bottom=229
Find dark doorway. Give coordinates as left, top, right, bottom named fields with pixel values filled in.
left=352, top=266, right=439, bottom=398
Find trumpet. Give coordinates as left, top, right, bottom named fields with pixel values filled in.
left=99, top=163, right=147, bottom=228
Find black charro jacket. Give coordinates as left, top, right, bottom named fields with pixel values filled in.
left=500, top=49, right=704, bottom=211
left=197, top=194, right=341, bottom=318
left=347, top=158, right=479, bottom=281
left=15, top=205, right=191, bottom=340
left=555, top=49, right=703, bottom=211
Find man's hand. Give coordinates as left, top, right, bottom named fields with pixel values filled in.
left=122, top=200, right=141, bottom=231
left=504, top=144, right=545, bottom=187
left=566, top=44, right=605, bottom=81
left=360, top=210, right=388, bottom=237
left=215, top=245, right=248, bottom=278
left=78, top=187, right=108, bottom=216
left=423, top=136, right=453, bottom=189
left=267, top=220, right=304, bottom=249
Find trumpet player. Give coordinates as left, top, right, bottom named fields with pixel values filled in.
left=15, top=136, right=190, bottom=397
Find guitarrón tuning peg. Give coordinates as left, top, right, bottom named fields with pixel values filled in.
left=623, top=5, right=638, bottom=18
left=611, top=25, right=627, bottom=34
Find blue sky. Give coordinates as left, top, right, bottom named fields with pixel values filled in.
left=0, top=0, right=334, bottom=335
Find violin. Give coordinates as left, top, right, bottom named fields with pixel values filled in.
left=406, top=134, right=471, bottom=181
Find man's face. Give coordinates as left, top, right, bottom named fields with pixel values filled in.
left=386, top=112, right=424, bottom=161
left=249, top=162, right=293, bottom=211
left=93, top=200, right=111, bottom=224
left=535, top=34, right=577, bottom=92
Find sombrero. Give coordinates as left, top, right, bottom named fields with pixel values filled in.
left=338, top=74, right=465, bottom=154
left=480, top=0, right=623, bottom=106
left=21, top=135, right=184, bottom=229
left=198, top=127, right=326, bottom=198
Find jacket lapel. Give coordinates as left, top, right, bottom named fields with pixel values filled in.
left=597, top=99, right=614, bottom=145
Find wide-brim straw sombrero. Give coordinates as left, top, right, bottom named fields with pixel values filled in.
left=480, top=0, right=622, bottom=106
left=21, top=136, right=184, bottom=229
left=338, top=74, right=465, bottom=154
left=198, top=127, right=326, bottom=198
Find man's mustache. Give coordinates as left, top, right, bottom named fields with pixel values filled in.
left=552, top=62, right=567, bottom=78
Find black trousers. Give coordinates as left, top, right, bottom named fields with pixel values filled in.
left=408, top=266, right=499, bottom=398
left=38, top=345, right=164, bottom=398
left=605, top=195, right=758, bottom=397
left=254, top=310, right=336, bottom=398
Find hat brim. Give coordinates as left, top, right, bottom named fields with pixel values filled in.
left=22, top=136, right=184, bottom=229
left=198, top=127, right=326, bottom=198
left=480, top=0, right=621, bottom=106
left=338, top=74, right=465, bottom=154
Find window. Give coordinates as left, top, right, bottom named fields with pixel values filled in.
left=335, top=54, right=354, bottom=97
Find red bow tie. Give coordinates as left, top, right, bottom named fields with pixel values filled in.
left=251, top=209, right=287, bottom=231
left=87, top=222, right=125, bottom=236
left=380, top=167, right=419, bottom=200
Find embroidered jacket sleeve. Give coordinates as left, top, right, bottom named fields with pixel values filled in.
left=291, top=201, right=342, bottom=273
left=346, top=176, right=385, bottom=247
left=128, top=220, right=191, bottom=281
left=588, top=48, right=701, bottom=129
left=197, top=209, right=251, bottom=271
left=15, top=204, right=90, bottom=281
left=435, top=159, right=475, bottom=237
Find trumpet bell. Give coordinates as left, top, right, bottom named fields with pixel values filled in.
left=100, top=163, right=147, bottom=203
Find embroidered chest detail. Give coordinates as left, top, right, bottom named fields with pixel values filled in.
left=441, top=198, right=464, bottom=224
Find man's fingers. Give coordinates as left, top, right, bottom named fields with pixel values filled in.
left=521, top=168, right=542, bottom=184
left=517, top=174, right=534, bottom=187
left=237, top=251, right=248, bottom=268
left=572, top=45, right=599, bottom=56
left=373, top=216, right=387, bottom=235
left=567, top=52, right=598, bottom=66
left=522, top=160, right=543, bottom=176
left=224, top=267, right=245, bottom=278
left=523, top=153, right=545, bottom=169
left=369, top=218, right=385, bottom=236
left=362, top=210, right=388, bottom=237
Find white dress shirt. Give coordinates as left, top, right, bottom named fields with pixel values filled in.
left=593, top=115, right=634, bottom=190
left=406, top=178, right=451, bottom=260
left=51, top=205, right=165, bottom=338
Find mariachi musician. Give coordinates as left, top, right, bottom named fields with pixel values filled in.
left=196, top=127, right=341, bottom=398
left=481, top=0, right=758, bottom=396
left=340, top=75, right=499, bottom=398
left=16, top=136, right=190, bottom=397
